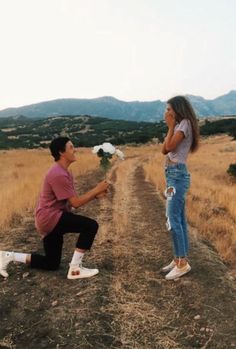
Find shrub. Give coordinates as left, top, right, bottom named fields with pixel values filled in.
left=227, top=163, right=236, bottom=177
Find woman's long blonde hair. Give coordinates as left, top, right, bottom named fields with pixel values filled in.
left=167, top=96, right=199, bottom=152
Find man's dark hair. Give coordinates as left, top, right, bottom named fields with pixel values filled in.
left=49, top=137, right=71, bottom=161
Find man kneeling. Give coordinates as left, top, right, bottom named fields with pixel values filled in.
left=0, top=137, right=109, bottom=280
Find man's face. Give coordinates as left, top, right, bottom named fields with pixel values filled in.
left=61, top=141, right=77, bottom=163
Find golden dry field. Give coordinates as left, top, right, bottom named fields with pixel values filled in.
left=1, top=136, right=236, bottom=349
left=0, top=135, right=235, bottom=269
left=0, top=148, right=99, bottom=230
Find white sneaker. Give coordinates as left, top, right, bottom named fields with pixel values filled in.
left=165, top=263, right=191, bottom=280
left=67, top=263, right=99, bottom=280
left=0, top=251, right=14, bottom=278
left=162, top=260, right=176, bottom=273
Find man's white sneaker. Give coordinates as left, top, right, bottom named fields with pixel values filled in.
left=165, top=263, right=191, bottom=280
left=0, top=251, right=14, bottom=278
left=161, top=260, right=176, bottom=273
left=67, top=263, right=99, bottom=280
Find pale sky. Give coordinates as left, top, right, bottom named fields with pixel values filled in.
left=0, top=0, right=235, bottom=110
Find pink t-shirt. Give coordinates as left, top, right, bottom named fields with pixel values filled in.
left=35, top=163, right=76, bottom=237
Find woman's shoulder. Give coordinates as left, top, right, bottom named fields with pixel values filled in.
left=178, top=118, right=190, bottom=126
left=176, top=119, right=191, bottom=137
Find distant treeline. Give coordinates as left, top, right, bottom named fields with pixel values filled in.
left=0, top=115, right=167, bottom=149
left=200, top=118, right=236, bottom=139
left=0, top=115, right=235, bottom=149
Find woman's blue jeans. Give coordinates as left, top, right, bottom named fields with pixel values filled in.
left=165, top=163, right=190, bottom=257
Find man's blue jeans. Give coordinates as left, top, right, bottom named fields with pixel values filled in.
left=165, top=163, right=190, bottom=257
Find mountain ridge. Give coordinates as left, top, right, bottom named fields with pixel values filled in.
left=0, top=90, right=236, bottom=121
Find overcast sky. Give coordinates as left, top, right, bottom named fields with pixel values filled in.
left=0, top=0, right=235, bottom=109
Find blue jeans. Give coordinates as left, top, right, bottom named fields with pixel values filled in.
left=165, top=163, right=190, bottom=257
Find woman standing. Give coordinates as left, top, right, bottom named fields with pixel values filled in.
left=161, top=96, right=199, bottom=280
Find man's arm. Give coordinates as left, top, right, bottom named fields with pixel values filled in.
left=68, top=180, right=109, bottom=208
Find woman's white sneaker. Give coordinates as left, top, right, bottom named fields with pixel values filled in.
left=0, top=251, right=14, bottom=278
left=161, top=260, right=176, bottom=273
left=165, top=263, right=191, bottom=280
left=67, top=263, right=99, bottom=280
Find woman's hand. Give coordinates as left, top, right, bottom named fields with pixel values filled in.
left=165, top=112, right=176, bottom=128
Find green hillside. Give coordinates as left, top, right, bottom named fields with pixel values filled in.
left=0, top=115, right=167, bottom=149
left=0, top=115, right=235, bottom=150
left=200, top=118, right=236, bottom=139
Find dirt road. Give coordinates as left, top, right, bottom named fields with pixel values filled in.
left=0, top=155, right=236, bottom=349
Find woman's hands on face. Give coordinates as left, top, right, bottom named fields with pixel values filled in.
left=165, top=111, right=176, bottom=128
left=164, top=104, right=176, bottom=128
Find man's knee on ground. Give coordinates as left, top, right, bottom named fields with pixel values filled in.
left=45, top=260, right=60, bottom=271
left=91, top=220, right=99, bottom=234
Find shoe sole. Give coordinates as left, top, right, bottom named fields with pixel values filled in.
left=165, top=266, right=191, bottom=280
left=67, top=270, right=99, bottom=280
left=0, top=251, right=12, bottom=277
left=161, top=266, right=175, bottom=273
left=0, top=270, right=9, bottom=278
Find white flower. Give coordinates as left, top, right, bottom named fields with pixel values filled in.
left=115, top=149, right=125, bottom=160
left=92, top=145, right=102, bottom=154
left=102, top=142, right=116, bottom=154
left=92, top=143, right=116, bottom=155
left=92, top=142, right=125, bottom=173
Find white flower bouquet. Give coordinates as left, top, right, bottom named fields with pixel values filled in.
left=92, top=142, right=124, bottom=172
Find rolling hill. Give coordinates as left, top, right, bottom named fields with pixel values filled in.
left=0, top=91, right=236, bottom=122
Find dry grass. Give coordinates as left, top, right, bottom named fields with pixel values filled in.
left=0, top=148, right=99, bottom=231
left=1, top=145, right=235, bottom=348
left=0, top=336, right=16, bottom=349
left=143, top=135, right=236, bottom=268
left=0, top=135, right=235, bottom=268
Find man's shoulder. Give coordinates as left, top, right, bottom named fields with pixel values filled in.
left=46, top=164, right=69, bottom=181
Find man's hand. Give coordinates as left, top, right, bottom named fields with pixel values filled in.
left=69, top=180, right=110, bottom=208
left=95, top=191, right=107, bottom=199
left=95, top=180, right=109, bottom=196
